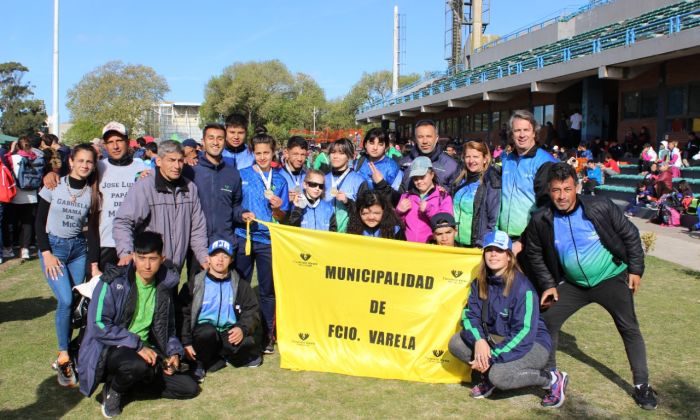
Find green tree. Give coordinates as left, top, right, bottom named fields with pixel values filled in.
left=66, top=61, right=169, bottom=136
left=62, top=119, right=101, bottom=145
left=200, top=60, right=327, bottom=141
left=323, top=71, right=420, bottom=129
left=0, top=62, right=47, bottom=136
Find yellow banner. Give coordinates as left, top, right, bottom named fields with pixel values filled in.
left=263, top=222, right=482, bottom=383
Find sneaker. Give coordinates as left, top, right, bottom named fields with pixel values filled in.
left=470, top=378, right=495, bottom=399
left=20, top=248, right=30, bottom=260
left=541, top=370, right=568, bottom=408
left=263, top=337, right=276, bottom=355
left=2, top=247, right=14, bottom=258
left=56, top=359, right=78, bottom=388
left=243, top=355, right=263, bottom=368
left=633, top=383, right=658, bottom=410
left=101, top=383, right=122, bottom=418
left=193, top=361, right=206, bottom=383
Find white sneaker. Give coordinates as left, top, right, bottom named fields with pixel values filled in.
left=20, top=248, right=30, bottom=260
left=2, top=247, right=14, bottom=258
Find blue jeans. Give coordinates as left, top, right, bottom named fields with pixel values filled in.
left=40, top=234, right=87, bottom=351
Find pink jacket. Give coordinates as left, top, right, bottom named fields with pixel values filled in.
left=397, top=187, right=453, bottom=243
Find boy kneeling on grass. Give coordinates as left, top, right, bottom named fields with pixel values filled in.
left=178, top=239, right=262, bottom=383
left=78, top=232, right=199, bottom=418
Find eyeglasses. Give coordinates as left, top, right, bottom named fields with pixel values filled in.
left=305, top=181, right=325, bottom=189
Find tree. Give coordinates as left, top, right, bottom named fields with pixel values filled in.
left=322, top=71, right=420, bottom=129
left=201, top=60, right=327, bottom=140
left=0, top=62, right=47, bottom=137
left=66, top=61, right=169, bottom=136
left=63, top=119, right=101, bottom=145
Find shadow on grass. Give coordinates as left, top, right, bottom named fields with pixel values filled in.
left=656, top=377, right=700, bottom=418
left=0, top=376, right=84, bottom=419
left=558, top=331, right=633, bottom=395
left=0, top=296, right=54, bottom=324
left=678, top=268, right=700, bottom=279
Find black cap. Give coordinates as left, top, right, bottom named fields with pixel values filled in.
left=430, top=213, right=457, bottom=231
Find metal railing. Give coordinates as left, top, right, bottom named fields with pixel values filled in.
left=357, top=4, right=699, bottom=115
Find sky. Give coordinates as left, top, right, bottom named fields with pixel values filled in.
left=2, top=0, right=593, bottom=124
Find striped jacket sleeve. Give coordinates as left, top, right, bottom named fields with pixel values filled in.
left=489, top=287, right=538, bottom=363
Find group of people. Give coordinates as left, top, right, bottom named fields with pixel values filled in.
left=0, top=108, right=660, bottom=417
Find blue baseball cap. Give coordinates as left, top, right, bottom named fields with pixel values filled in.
left=408, top=156, right=433, bottom=178
left=482, top=230, right=512, bottom=251
left=208, top=239, right=234, bottom=256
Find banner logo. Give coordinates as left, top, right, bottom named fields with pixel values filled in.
left=300, top=253, right=311, bottom=261
left=298, top=333, right=310, bottom=341
left=451, top=270, right=463, bottom=278
left=432, top=349, right=445, bottom=358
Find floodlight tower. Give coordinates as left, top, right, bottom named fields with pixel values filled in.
left=444, top=1, right=490, bottom=70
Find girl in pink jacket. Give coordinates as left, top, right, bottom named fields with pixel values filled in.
left=396, top=156, right=454, bottom=243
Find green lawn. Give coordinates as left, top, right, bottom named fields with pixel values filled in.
left=1, top=257, right=698, bottom=419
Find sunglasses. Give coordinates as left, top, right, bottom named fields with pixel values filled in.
left=305, top=181, right=325, bottom=189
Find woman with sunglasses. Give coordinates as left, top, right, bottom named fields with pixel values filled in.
left=448, top=231, right=566, bottom=408
left=287, top=169, right=336, bottom=231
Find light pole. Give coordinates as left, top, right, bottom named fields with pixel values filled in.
left=51, top=0, right=59, bottom=135
left=312, top=106, right=320, bottom=134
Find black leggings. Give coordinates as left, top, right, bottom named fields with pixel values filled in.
left=105, top=346, right=198, bottom=399
left=192, top=323, right=260, bottom=370
left=542, top=271, right=649, bottom=384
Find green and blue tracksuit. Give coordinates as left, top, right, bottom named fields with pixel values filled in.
left=498, top=148, right=556, bottom=237
left=460, top=272, right=551, bottom=363
left=553, top=204, right=627, bottom=288
left=453, top=179, right=480, bottom=246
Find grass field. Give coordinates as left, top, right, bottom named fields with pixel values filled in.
left=1, top=256, right=698, bottom=419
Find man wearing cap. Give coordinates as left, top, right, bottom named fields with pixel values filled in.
left=178, top=239, right=261, bottom=383
left=521, top=162, right=657, bottom=410
left=398, top=120, right=459, bottom=191
left=43, top=121, right=148, bottom=269
left=113, top=140, right=209, bottom=274
left=498, top=110, right=557, bottom=253
left=430, top=213, right=458, bottom=247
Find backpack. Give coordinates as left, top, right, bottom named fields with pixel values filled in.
left=0, top=162, right=17, bottom=203
left=16, top=154, right=45, bottom=190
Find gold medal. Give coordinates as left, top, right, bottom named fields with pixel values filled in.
left=264, top=189, right=274, bottom=199
left=330, top=188, right=338, bottom=196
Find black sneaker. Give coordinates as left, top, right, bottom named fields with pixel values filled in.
left=263, top=336, right=276, bottom=355
left=101, top=383, right=122, bottom=418
left=193, top=361, right=206, bottom=383
left=243, top=355, right=263, bottom=368
left=633, top=383, right=658, bottom=410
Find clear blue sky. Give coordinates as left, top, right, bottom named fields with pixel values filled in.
left=2, top=0, right=592, bottom=123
